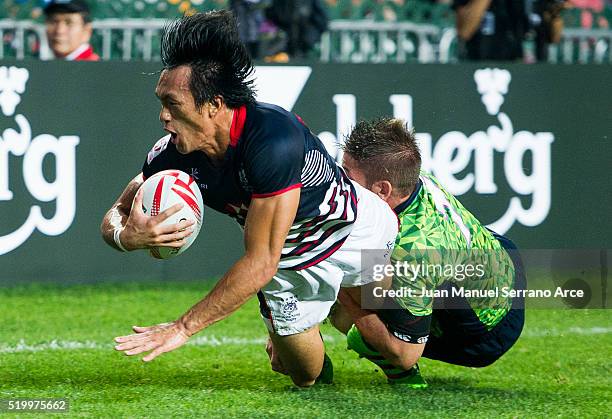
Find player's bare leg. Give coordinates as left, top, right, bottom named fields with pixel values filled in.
left=329, top=301, right=353, bottom=335
left=268, top=325, right=326, bottom=387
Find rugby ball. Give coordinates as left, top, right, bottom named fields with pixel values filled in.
left=139, top=170, right=204, bottom=259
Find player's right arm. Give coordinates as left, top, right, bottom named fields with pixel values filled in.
left=100, top=173, right=194, bottom=252
left=339, top=287, right=426, bottom=371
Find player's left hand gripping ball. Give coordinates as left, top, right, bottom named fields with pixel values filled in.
left=139, top=169, right=204, bottom=259
left=114, top=321, right=191, bottom=362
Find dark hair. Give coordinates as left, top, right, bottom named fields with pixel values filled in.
left=161, top=10, right=256, bottom=109
left=43, top=0, right=92, bottom=23
left=343, top=118, right=421, bottom=196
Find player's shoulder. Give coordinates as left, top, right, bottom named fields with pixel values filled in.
left=251, top=101, right=295, bottom=120
left=241, top=102, right=306, bottom=157
left=246, top=102, right=305, bottom=139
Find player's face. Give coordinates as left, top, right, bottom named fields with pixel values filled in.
left=155, top=66, right=219, bottom=156
left=45, top=13, right=92, bottom=58
left=342, top=153, right=369, bottom=188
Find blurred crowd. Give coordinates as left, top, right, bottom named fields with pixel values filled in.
left=2, top=0, right=611, bottom=62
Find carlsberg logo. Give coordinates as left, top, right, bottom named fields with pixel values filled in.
left=0, top=66, right=79, bottom=255
left=314, top=68, right=554, bottom=235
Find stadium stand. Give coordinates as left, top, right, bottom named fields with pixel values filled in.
left=0, top=0, right=611, bottom=62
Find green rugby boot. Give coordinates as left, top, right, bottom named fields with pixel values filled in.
left=315, top=352, right=334, bottom=385
left=347, top=324, right=428, bottom=389
left=387, top=363, right=428, bottom=389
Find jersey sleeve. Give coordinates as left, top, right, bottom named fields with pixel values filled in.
left=377, top=247, right=435, bottom=344
left=243, top=131, right=304, bottom=198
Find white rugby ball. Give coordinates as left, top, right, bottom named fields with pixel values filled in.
left=139, top=169, right=204, bottom=259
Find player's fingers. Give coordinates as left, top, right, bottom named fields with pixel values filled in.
left=115, top=338, right=151, bottom=352
left=115, top=333, right=142, bottom=343
left=155, top=203, right=184, bottom=223
left=125, top=340, right=158, bottom=356
left=156, top=229, right=194, bottom=244
left=114, top=331, right=154, bottom=343
left=142, top=346, right=166, bottom=362
left=114, top=331, right=156, bottom=346
left=134, top=187, right=144, bottom=205
left=157, top=221, right=195, bottom=235
left=114, top=327, right=155, bottom=341
left=131, top=188, right=144, bottom=215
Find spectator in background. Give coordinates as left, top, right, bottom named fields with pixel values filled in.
left=453, top=0, right=529, bottom=60
left=230, top=0, right=271, bottom=59
left=568, top=0, right=609, bottom=29
left=529, top=0, right=567, bottom=61
left=266, top=0, right=329, bottom=58
left=43, top=0, right=99, bottom=61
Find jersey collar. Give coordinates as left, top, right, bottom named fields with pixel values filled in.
left=393, top=178, right=422, bottom=215
left=229, top=105, right=247, bottom=147
left=65, top=43, right=91, bottom=61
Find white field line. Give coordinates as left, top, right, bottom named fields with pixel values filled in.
left=0, top=328, right=610, bottom=354
left=521, top=326, right=612, bottom=338
left=0, top=334, right=338, bottom=354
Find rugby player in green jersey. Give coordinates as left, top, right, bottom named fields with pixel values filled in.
left=332, top=118, right=526, bottom=388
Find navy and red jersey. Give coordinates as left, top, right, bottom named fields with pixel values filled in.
left=142, top=102, right=357, bottom=270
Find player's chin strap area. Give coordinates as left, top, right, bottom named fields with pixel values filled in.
left=346, top=324, right=428, bottom=388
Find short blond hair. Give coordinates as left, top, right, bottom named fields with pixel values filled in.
left=343, top=118, right=421, bottom=196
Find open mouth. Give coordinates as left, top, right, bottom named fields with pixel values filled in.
left=164, top=128, right=178, bottom=144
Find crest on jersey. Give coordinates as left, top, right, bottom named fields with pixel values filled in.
left=147, top=135, right=171, bottom=164
left=280, top=296, right=299, bottom=317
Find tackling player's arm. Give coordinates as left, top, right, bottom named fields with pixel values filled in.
left=114, top=187, right=300, bottom=361
left=100, top=172, right=194, bottom=252
left=339, top=287, right=425, bottom=371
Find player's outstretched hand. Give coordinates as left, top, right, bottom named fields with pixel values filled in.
left=121, top=188, right=195, bottom=251
left=114, top=321, right=190, bottom=362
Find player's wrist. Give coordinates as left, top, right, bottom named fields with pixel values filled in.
left=177, top=317, right=196, bottom=337
left=113, top=226, right=129, bottom=252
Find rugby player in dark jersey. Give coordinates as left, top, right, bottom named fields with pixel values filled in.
left=100, top=11, right=398, bottom=387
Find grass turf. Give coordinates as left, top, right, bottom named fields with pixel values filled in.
left=0, top=280, right=610, bottom=418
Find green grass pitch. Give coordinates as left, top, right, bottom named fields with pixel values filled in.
left=1, top=280, right=610, bottom=418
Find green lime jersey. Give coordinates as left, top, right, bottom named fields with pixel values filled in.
left=391, top=172, right=516, bottom=330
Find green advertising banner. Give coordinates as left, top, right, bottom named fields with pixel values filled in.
left=0, top=61, right=610, bottom=282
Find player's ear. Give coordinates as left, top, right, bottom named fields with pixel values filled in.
left=371, top=180, right=393, bottom=202
left=83, top=22, right=93, bottom=41
left=208, top=96, right=225, bottom=117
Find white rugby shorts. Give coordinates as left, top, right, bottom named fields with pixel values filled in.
left=258, top=182, right=399, bottom=336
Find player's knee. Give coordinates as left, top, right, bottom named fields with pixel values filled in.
left=289, top=371, right=318, bottom=387
left=389, top=345, right=420, bottom=371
